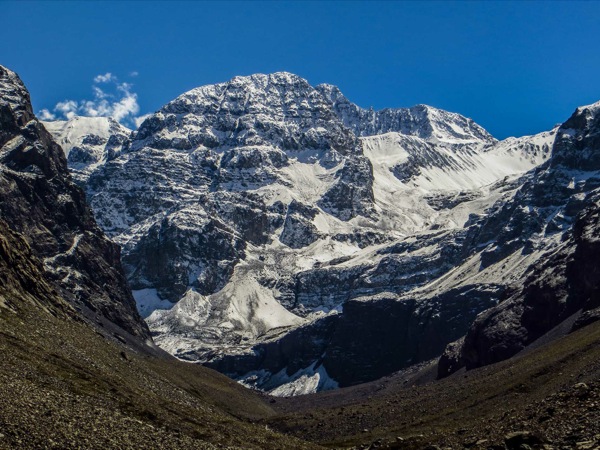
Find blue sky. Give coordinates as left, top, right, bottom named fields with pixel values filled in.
left=2, top=1, right=600, bottom=138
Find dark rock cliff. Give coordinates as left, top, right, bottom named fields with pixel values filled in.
left=207, top=284, right=499, bottom=388
left=0, top=65, right=150, bottom=340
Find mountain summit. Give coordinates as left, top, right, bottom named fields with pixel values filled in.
left=36, top=71, right=572, bottom=394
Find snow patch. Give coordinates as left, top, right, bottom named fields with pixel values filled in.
left=133, top=289, right=174, bottom=318
left=238, top=361, right=339, bottom=397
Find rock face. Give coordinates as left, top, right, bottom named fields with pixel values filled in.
left=279, top=200, right=320, bottom=248
left=0, top=218, right=74, bottom=317
left=323, top=286, right=500, bottom=386
left=209, top=285, right=499, bottom=391
left=45, top=70, right=566, bottom=393
left=439, top=101, right=600, bottom=378
left=0, top=65, right=150, bottom=340
left=122, top=204, right=247, bottom=300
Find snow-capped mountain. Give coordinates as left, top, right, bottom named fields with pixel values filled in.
left=43, top=71, right=561, bottom=395
left=42, top=116, right=131, bottom=184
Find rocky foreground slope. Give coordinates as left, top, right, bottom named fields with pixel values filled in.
left=268, top=320, right=600, bottom=450
left=0, top=218, right=314, bottom=449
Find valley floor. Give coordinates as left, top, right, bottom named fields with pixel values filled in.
left=1, top=296, right=599, bottom=450
left=268, top=320, right=600, bottom=449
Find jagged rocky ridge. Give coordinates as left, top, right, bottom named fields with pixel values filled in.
left=317, top=83, right=495, bottom=144
left=0, top=65, right=150, bottom=341
left=46, top=71, right=568, bottom=394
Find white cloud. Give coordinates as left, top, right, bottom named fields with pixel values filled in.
left=93, top=72, right=115, bottom=83
left=38, top=108, right=56, bottom=121
left=112, top=92, right=140, bottom=122
left=55, top=100, right=79, bottom=120
left=92, top=85, right=108, bottom=99
left=129, top=71, right=139, bottom=77
left=116, top=82, right=133, bottom=93
left=38, top=72, right=147, bottom=128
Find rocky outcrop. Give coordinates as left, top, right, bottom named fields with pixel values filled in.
left=291, top=229, right=468, bottom=313
left=122, top=205, right=246, bottom=301
left=0, top=65, right=150, bottom=340
left=205, top=314, right=339, bottom=381
left=0, top=219, right=73, bottom=316
left=208, top=283, right=500, bottom=389
left=323, top=285, right=500, bottom=386
left=317, top=155, right=375, bottom=220
left=279, top=200, right=320, bottom=249
left=446, top=192, right=600, bottom=374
